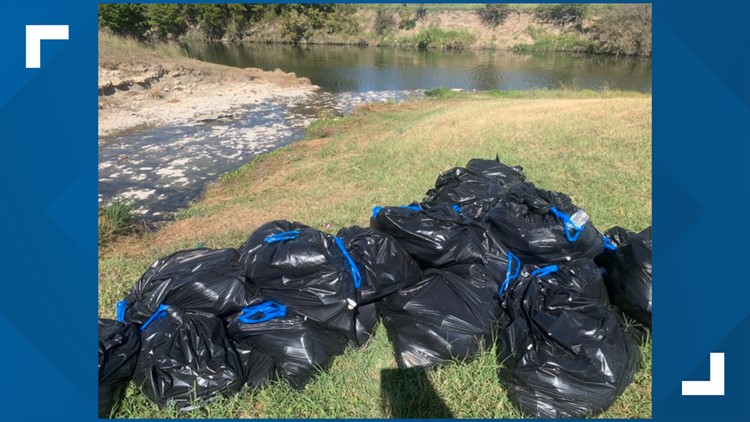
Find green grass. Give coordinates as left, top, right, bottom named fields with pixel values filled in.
left=416, top=26, right=477, bottom=50
left=99, top=90, right=652, bottom=418
left=513, top=26, right=597, bottom=54
left=382, top=25, right=477, bottom=50
left=98, top=30, right=186, bottom=68
left=424, top=86, right=461, bottom=98
left=98, top=199, right=137, bottom=247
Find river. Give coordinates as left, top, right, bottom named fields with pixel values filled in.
left=98, top=43, right=651, bottom=220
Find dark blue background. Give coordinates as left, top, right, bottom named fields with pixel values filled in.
left=1, top=1, right=748, bottom=421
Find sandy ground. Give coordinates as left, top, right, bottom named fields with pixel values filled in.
left=98, top=57, right=318, bottom=137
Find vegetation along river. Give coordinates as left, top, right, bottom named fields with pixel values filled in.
left=98, top=43, right=652, bottom=220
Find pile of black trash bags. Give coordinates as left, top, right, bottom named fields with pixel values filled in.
left=99, top=157, right=652, bottom=418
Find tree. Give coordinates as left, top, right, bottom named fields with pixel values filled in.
left=145, top=4, right=186, bottom=39
left=593, top=4, right=652, bottom=57
left=477, top=4, right=512, bottom=28
left=98, top=4, right=148, bottom=38
left=535, top=4, right=589, bottom=28
left=374, top=9, right=396, bottom=36
left=198, top=4, right=228, bottom=40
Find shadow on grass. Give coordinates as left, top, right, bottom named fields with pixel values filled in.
left=380, top=368, right=454, bottom=418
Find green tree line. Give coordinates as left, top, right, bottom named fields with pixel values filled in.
left=98, top=3, right=357, bottom=42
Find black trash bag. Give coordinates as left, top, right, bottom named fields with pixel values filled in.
left=98, top=318, right=140, bottom=418
left=336, top=225, right=422, bottom=304
left=134, top=306, right=245, bottom=410
left=597, top=226, right=653, bottom=328
left=238, top=220, right=361, bottom=337
left=424, top=167, right=508, bottom=221
left=122, top=248, right=262, bottom=325
left=370, top=203, right=488, bottom=268
left=602, top=226, right=636, bottom=247
left=440, top=226, right=515, bottom=294
left=231, top=339, right=277, bottom=389
left=379, top=269, right=502, bottom=369
left=355, top=302, right=379, bottom=347
left=226, top=301, right=349, bottom=389
left=497, top=259, right=640, bottom=418
left=486, top=182, right=604, bottom=264
left=466, top=156, right=526, bottom=186
left=423, top=157, right=525, bottom=221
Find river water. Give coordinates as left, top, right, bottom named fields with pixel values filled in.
left=98, top=43, right=651, bottom=220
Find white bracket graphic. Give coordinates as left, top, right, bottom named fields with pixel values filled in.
left=26, top=25, right=69, bottom=68
left=682, top=352, right=725, bottom=396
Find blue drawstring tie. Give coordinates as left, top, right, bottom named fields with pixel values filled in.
left=550, top=207, right=585, bottom=242
left=264, top=230, right=301, bottom=244
left=499, top=251, right=522, bottom=296
left=400, top=204, right=422, bottom=212
left=531, top=265, right=559, bottom=278
left=116, top=299, right=127, bottom=322
left=238, top=301, right=287, bottom=324
left=372, top=204, right=423, bottom=219
left=451, top=204, right=462, bottom=214
left=334, top=236, right=363, bottom=289
left=602, top=236, right=617, bottom=251
left=140, top=304, right=170, bottom=332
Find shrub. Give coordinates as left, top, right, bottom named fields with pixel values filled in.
left=513, top=26, right=595, bottom=54
left=477, top=4, right=512, bottom=28
left=98, top=200, right=137, bottom=246
left=322, top=4, right=360, bottom=35
left=399, top=10, right=417, bottom=31
left=535, top=4, right=589, bottom=27
left=592, top=4, right=652, bottom=57
left=425, top=87, right=458, bottom=98
left=280, top=7, right=316, bottom=44
left=374, top=9, right=396, bottom=35
left=415, top=26, right=476, bottom=50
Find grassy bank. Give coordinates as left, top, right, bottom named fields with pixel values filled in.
left=513, top=25, right=596, bottom=54
left=100, top=90, right=652, bottom=418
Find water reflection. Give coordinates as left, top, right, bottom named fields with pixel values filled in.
left=182, top=43, right=652, bottom=93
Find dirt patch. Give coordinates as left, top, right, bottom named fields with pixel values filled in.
left=98, top=52, right=319, bottom=137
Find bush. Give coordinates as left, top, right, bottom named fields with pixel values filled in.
left=535, top=4, right=589, bottom=27
left=477, top=4, right=512, bottom=28
left=415, top=26, right=476, bottom=50
left=281, top=7, right=316, bottom=44
left=374, top=9, right=396, bottom=36
left=398, top=10, right=417, bottom=31
left=98, top=4, right=148, bottom=38
left=424, top=87, right=459, bottom=98
left=321, top=4, right=360, bottom=35
left=592, top=4, right=652, bottom=57
left=513, top=26, right=595, bottom=54
left=98, top=200, right=137, bottom=246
